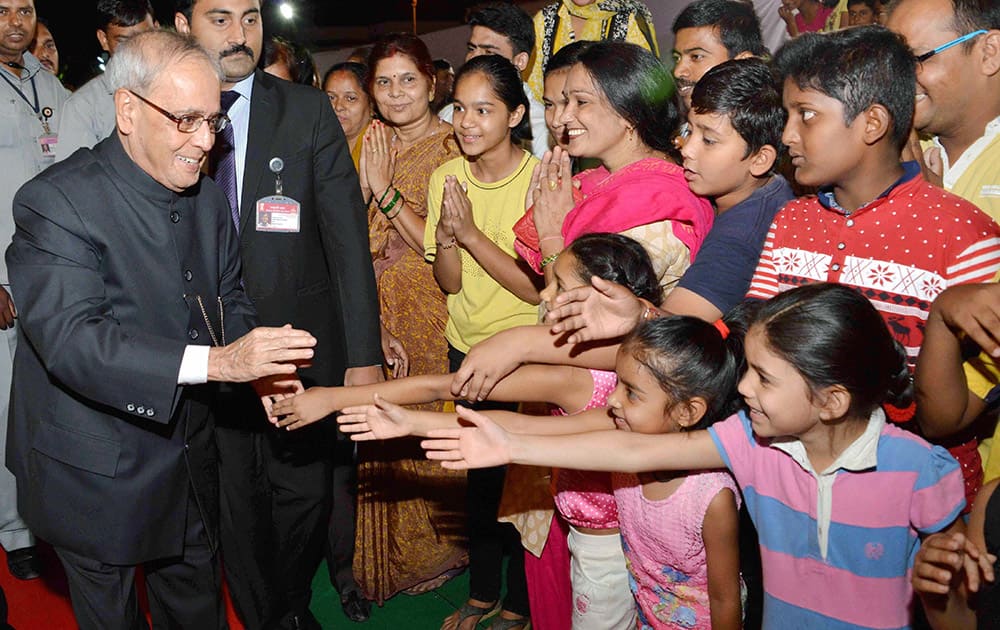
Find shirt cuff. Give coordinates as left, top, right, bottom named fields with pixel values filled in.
left=178, top=345, right=210, bottom=385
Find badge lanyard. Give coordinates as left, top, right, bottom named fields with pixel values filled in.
left=0, top=70, right=50, bottom=134
left=255, top=157, right=302, bottom=233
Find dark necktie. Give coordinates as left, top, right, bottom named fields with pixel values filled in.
left=211, top=90, right=241, bottom=231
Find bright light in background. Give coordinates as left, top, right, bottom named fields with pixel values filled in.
left=279, top=2, right=294, bottom=19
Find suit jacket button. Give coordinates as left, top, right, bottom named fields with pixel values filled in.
left=146, top=408, right=155, bottom=417
left=170, top=211, right=181, bottom=223
left=136, top=406, right=145, bottom=414
left=126, top=403, right=135, bottom=412
left=184, top=270, right=193, bottom=282
left=189, top=329, right=199, bottom=340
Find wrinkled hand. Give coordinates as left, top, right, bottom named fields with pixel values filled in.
left=441, top=176, right=478, bottom=245
left=364, top=120, right=397, bottom=200
left=422, top=406, right=513, bottom=470
left=531, top=147, right=575, bottom=241
left=337, top=394, right=414, bottom=441
left=271, top=386, right=337, bottom=430
left=450, top=329, right=525, bottom=401
left=0, top=286, right=16, bottom=330
left=208, top=324, right=316, bottom=383
left=546, top=276, right=644, bottom=343
left=381, top=324, right=409, bottom=379
left=254, top=374, right=305, bottom=423
left=930, top=284, right=1000, bottom=357
left=913, top=531, right=996, bottom=596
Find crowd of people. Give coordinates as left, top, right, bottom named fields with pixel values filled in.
left=3, top=0, right=1000, bottom=629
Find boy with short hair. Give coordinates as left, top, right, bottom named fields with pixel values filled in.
left=747, top=26, right=1000, bottom=528
left=749, top=25, right=1000, bottom=365
left=671, top=0, right=768, bottom=111
left=673, top=57, right=796, bottom=321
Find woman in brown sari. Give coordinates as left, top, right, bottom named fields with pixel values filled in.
left=354, top=33, right=467, bottom=603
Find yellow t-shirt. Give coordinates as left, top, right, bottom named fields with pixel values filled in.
left=424, top=151, right=540, bottom=353
left=920, top=119, right=1000, bottom=222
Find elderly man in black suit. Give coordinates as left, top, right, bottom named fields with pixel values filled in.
left=175, top=1, right=382, bottom=627
left=5, top=29, right=317, bottom=630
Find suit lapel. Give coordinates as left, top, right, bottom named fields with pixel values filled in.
left=241, top=70, right=278, bottom=235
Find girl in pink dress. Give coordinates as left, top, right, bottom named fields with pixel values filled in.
left=409, top=306, right=753, bottom=628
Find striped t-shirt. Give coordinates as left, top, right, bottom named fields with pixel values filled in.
left=708, top=411, right=965, bottom=629
left=746, top=162, right=1000, bottom=368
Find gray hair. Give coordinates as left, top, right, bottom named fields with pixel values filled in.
left=106, top=28, right=222, bottom=94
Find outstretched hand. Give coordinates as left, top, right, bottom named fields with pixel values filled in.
left=271, top=387, right=338, bottom=430
left=421, top=406, right=513, bottom=470
left=546, top=275, right=644, bottom=343
left=449, top=329, right=524, bottom=401
left=337, top=394, right=414, bottom=441
left=208, top=324, right=316, bottom=383
left=254, top=375, right=305, bottom=423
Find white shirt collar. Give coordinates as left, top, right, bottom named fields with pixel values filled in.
left=933, top=115, right=1000, bottom=189
left=770, top=407, right=884, bottom=475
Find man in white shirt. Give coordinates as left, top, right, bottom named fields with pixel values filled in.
left=439, top=2, right=551, bottom=158
left=888, top=0, right=1000, bottom=220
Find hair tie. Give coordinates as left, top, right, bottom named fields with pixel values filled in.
left=713, top=319, right=729, bottom=339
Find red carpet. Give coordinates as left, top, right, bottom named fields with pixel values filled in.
left=1, top=544, right=244, bottom=629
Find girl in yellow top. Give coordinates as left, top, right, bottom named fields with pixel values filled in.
left=422, top=54, right=542, bottom=630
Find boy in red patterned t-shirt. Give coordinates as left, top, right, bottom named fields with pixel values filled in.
left=746, top=27, right=1000, bottom=506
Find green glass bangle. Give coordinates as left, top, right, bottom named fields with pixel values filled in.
left=540, top=252, right=559, bottom=268
left=379, top=189, right=402, bottom=216
left=376, top=185, right=393, bottom=207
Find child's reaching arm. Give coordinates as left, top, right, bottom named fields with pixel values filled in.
left=913, top=517, right=996, bottom=630
left=273, top=363, right=599, bottom=431
left=337, top=396, right=615, bottom=441
left=422, top=405, right=726, bottom=472
left=271, top=373, right=455, bottom=430
left=915, top=284, right=999, bottom=438
left=703, top=488, right=743, bottom=630
left=450, top=324, right=619, bottom=402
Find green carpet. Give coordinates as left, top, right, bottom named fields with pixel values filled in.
left=309, top=561, right=486, bottom=629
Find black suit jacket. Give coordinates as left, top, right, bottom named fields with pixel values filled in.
left=5, top=135, right=257, bottom=564
left=218, top=71, right=380, bottom=424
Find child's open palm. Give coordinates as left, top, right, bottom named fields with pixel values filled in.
left=422, top=406, right=513, bottom=470
left=338, top=394, right=414, bottom=441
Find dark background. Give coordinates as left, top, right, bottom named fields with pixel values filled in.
left=34, top=0, right=486, bottom=87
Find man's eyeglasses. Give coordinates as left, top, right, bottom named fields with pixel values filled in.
left=128, top=90, right=230, bottom=133
left=915, top=29, right=988, bottom=64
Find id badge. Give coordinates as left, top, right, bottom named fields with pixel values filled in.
left=256, top=195, right=301, bottom=233
left=38, top=133, right=57, bottom=159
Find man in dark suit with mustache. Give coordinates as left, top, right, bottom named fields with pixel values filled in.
left=175, top=1, right=382, bottom=628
